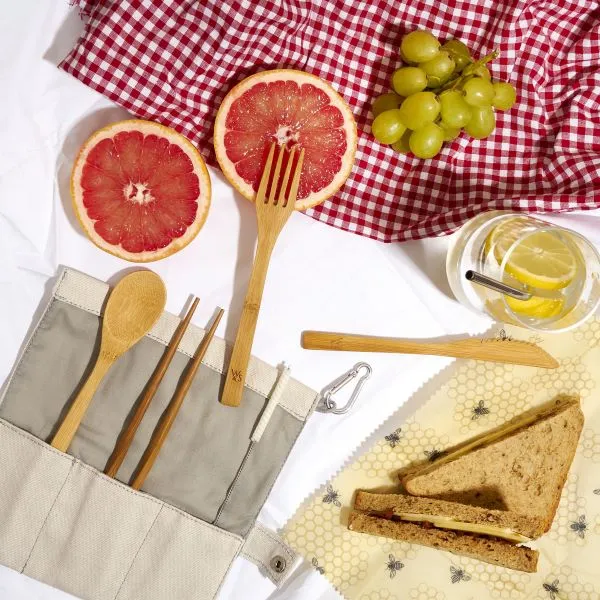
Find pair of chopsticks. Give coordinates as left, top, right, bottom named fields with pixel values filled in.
left=105, top=299, right=224, bottom=490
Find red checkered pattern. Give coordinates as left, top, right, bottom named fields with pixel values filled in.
left=62, top=0, right=600, bottom=242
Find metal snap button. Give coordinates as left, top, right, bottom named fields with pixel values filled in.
left=270, top=555, right=286, bottom=573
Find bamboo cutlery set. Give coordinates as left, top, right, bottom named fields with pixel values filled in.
left=51, top=145, right=557, bottom=486
left=50, top=270, right=224, bottom=489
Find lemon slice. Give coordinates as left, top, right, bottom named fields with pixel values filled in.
left=484, top=217, right=530, bottom=263
left=504, top=231, right=577, bottom=290
left=505, top=294, right=564, bottom=319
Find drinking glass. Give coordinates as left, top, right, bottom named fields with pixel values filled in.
left=446, top=211, right=600, bottom=332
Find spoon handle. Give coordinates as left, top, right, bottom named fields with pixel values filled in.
left=51, top=354, right=113, bottom=452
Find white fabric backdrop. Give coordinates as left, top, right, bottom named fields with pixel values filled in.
left=1, top=3, right=600, bottom=599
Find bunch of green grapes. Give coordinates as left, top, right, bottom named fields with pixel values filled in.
left=371, top=30, right=517, bottom=159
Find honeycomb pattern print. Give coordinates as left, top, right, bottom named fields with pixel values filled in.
left=360, top=590, right=399, bottom=600
left=408, top=583, right=446, bottom=600
left=449, top=362, right=531, bottom=433
left=351, top=421, right=449, bottom=480
left=581, top=428, right=600, bottom=462
left=572, top=318, right=600, bottom=348
left=456, top=557, right=529, bottom=599
left=548, top=473, right=588, bottom=546
left=285, top=495, right=376, bottom=590
left=530, top=357, right=595, bottom=399
left=534, top=565, right=599, bottom=599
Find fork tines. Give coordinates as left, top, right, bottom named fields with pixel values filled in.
left=259, top=143, right=305, bottom=207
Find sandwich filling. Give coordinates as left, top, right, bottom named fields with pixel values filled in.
left=368, top=510, right=531, bottom=544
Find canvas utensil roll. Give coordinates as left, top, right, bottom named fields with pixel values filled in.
left=0, top=267, right=320, bottom=600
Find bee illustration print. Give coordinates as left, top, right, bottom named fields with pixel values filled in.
left=385, top=428, right=401, bottom=448
left=312, top=557, right=325, bottom=575
left=542, top=579, right=560, bottom=599
left=425, top=448, right=445, bottom=462
left=450, top=565, right=471, bottom=584
left=496, top=328, right=513, bottom=341
left=570, top=515, right=587, bottom=539
left=594, top=488, right=600, bottom=495
left=386, top=554, right=404, bottom=578
left=471, top=400, right=490, bottom=421
left=323, top=484, right=341, bottom=507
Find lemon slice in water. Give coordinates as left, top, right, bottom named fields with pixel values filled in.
left=505, top=294, right=564, bottom=319
left=504, top=231, right=577, bottom=290
left=484, top=217, right=530, bottom=263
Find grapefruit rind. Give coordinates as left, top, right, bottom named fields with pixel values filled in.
left=213, top=69, right=357, bottom=211
left=71, top=119, right=211, bottom=263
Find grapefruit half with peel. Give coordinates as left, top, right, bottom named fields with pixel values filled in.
left=71, top=120, right=211, bottom=262
left=214, top=70, right=357, bottom=210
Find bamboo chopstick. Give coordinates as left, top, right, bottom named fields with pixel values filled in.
left=130, top=307, right=225, bottom=490
left=104, top=297, right=200, bottom=478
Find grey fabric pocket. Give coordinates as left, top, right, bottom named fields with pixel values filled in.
left=0, top=267, right=319, bottom=538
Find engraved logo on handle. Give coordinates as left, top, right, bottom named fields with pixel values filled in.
left=231, top=369, right=243, bottom=383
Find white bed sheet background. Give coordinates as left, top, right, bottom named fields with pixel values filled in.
left=1, top=3, right=600, bottom=599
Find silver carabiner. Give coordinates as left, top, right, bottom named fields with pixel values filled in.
left=317, top=363, right=372, bottom=415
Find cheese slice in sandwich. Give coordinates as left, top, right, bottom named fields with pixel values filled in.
left=349, top=491, right=542, bottom=572
left=401, top=394, right=583, bottom=533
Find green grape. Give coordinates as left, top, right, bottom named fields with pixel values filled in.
left=391, top=67, right=427, bottom=96
left=371, top=109, right=407, bottom=144
left=409, top=123, right=444, bottom=158
left=440, top=123, right=461, bottom=141
left=372, top=92, right=403, bottom=117
left=463, top=63, right=491, bottom=79
left=400, top=30, right=441, bottom=64
left=463, top=77, right=495, bottom=106
left=391, top=130, right=412, bottom=154
left=440, top=90, right=472, bottom=128
left=492, top=82, right=517, bottom=110
left=465, top=105, right=496, bottom=139
left=452, top=55, right=472, bottom=73
left=398, top=91, right=440, bottom=129
left=420, top=51, right=455, bottom=87
left=443, top=39, right=470, bottom=57
left=442, top=39, right=471, bottom=72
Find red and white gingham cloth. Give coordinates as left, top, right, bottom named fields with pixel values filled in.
left=62, top=0, right=600, bottom=242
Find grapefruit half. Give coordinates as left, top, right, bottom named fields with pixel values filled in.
left=71, top=120, right=211, bottom=262
left=214, top=70, right=357, bottom=210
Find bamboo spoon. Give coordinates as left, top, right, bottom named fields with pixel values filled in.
left=130, top=307, right=225, bottom=490
left=221, top=142, right=305, bottom=407
left=51, top=271, right=166, bottom=452
left=301, top=331, right=558, bottom=369
left=104, top=297, right=199, bottom=478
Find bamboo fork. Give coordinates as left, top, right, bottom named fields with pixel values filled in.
left=221, top=143, right=305, bottom=407
left=130, top=308, right=225, bottom=490
left=104, top=297, right=200, bottom=478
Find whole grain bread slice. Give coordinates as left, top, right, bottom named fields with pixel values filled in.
left=401, top=395, right=583, bottom=532
left=348, top=512, right=538, bottom=572
left=354, top=491, right=546, bottom=538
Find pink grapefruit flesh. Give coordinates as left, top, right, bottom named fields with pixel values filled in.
left=214, top=70, right=356, bottom=210
left=72, top=120, right=211, bottom=262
